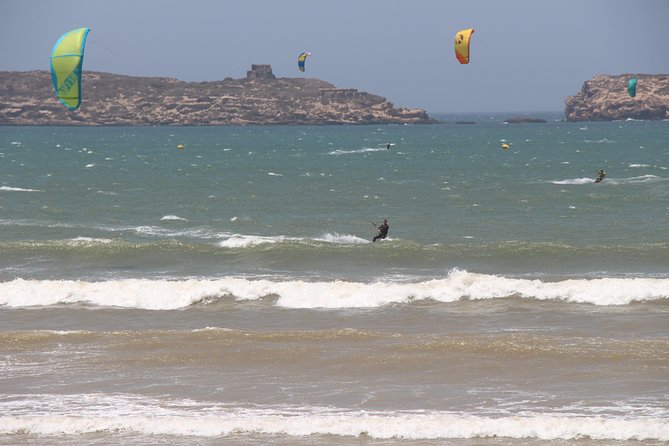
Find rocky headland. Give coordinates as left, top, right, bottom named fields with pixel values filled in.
left=565, top=74, right=669, bottom=121
left=0, top=65, right=432, bottom=126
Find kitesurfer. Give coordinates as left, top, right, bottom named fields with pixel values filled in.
left=594, top=170, right=606, bottom=183
left=373, top=219, right=389, bottom=242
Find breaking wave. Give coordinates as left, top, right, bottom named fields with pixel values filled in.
left=1, top=269, right=668, bottom=310
left=0, top=394, right=666, bottom=441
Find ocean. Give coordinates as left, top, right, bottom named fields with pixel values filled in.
left=1, top=114, right=668, bottom=445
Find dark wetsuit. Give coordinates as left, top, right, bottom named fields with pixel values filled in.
left=373, top=223, right=389, bottom=242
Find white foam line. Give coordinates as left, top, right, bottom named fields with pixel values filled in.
left=1, top=270, right=667, bottom=309
left=0, top=412, right=666, bottom=440
left=0, top=186, right=41, bottom=192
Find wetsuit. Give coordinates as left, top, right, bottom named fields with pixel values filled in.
left=373, top=223, right=389, bottom=242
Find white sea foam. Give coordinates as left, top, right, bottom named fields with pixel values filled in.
left=615, top=174, right=663, bottom=184
left=551, top=175, right=664, bottom=186
left=1, top=270, right=667, bottom=310
left=218, top=233, right=367, bottom=248
left=315, top=232, right=368, bottom=244
left=0, top=395, right=666, bottom=440
left=160, top=215, right=188, bottom=221
left=229, top=216, right=253, bottom=223
left=550, top=178, right=594, bottom=185
left=584, top=138, right=616, bottom=144
left=0, top=186, right=41, bottom=192
left=132, top=225, right=225, bottom=239
left=218, top=234, right=289, bottom=248
left=328, top=147, right=388, bottom=155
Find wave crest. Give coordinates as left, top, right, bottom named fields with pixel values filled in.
left=0, top=395, right=666, bottom=440
left=1, top=270, right=667, bottom=310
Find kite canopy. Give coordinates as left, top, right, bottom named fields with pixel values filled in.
left=298, top=52, right=311, bottom=72
left=627, top=77, right=637, bottom=98
left=50, top=28, right=90, bottom=110
left=454, top=28, right=475, bottom=64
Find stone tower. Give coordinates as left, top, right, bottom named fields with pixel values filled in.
left=246, top=65, right=276, bottom=81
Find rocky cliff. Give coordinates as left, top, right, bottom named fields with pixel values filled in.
left=0, top=65, right=431, bottom=126
left=565, top=74, right=669, bottom=121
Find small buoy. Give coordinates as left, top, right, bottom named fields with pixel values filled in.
left=501, top=143, right=510, bottom=150
left=177, top=144, right=185, bottom=150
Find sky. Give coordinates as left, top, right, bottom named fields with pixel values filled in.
left=2, top=0, right=669, bottom=113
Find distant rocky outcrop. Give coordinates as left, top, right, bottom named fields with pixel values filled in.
left=0, top=65, right=432, bottom=126
left=565, top=74, right=669, bottom=121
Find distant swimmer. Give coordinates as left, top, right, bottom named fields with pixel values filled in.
left=386, top=143, right=391, bottom=149
left=594, top=169, right=606, bottom=183
left=373, top=219, right=389, bottom=242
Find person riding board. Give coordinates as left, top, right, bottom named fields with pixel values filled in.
left=373, top=219, right=389, bottom=242
left=595, top=169, right=606, bottom=183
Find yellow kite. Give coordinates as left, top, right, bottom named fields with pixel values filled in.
left=454, top=28, right=475, bottom=64
left=50, top=28, right=91, bottom=110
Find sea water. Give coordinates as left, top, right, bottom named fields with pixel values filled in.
left=1, top=114, right=668, bottom=445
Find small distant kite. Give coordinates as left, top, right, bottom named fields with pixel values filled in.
left=298, top=52, right=311, bottom=72
left=454, top=28, right=475, bottom=64
left=50, top=28, right=91, bottom=110
left=627, top=77, right=637, bottom=98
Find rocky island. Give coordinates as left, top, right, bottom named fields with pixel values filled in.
left=565, top=74, right=669, bottom=121
left=0, top=65, right=432, bottom=126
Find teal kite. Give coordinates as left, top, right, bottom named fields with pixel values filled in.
left=627, top=77, right=637, bottom=98
left=50, top=28, right=91, bottom=110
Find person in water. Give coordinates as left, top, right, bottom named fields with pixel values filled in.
left=373, top=219, right=389, bottom=242
left=386, top=143, right=391, bottom=149
left=595, top=169, right=606, bottom=183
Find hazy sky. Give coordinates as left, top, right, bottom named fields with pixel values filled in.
left=2, top=0, right=668, bottom=113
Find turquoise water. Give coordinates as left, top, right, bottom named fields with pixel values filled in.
left=1, top=118, right=668, bottom=445
left=1, top=116, right=668, bottom=280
